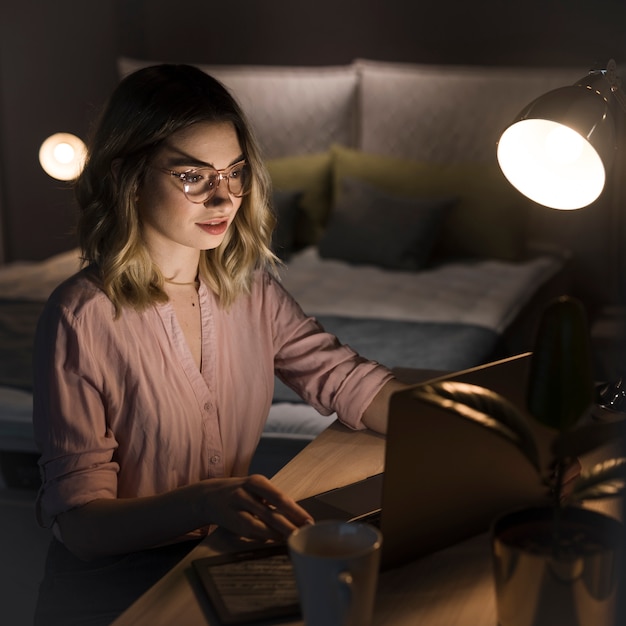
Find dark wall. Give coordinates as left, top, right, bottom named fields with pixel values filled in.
left=118, top=0, right=625, bottom=68
left=0, top=1, right=118, bottom=262
left=0, top=0, right=624, bottom=263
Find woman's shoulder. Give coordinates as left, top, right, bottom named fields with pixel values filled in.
left=249, top=267, right=290, bottom=300
left=240, top=268, right=304, bottom=321
left=45, top=267, right=114, bottom=321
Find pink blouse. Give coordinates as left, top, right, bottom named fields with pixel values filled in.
left=33, top=268, right=393, bottom=531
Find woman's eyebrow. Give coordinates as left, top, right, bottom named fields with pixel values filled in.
left=167, top=155, right=208, bottom=169
left=163, top=147, right=245, bottom=170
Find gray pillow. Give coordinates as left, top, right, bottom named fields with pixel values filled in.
left=318, top=177, right=455, bottom=269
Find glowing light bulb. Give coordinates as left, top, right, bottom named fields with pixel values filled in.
left=497, top=119, right=605, bottom=209
left=52, top=142, right=76, bottom=165
left=544, top=125, right=584, bottom=165
left=39, top=133, right=86, bottom=181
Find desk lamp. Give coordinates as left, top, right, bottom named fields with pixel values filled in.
left=497, top=59, right=625, bottom=210
left=497, top=60, right=626, bottom=412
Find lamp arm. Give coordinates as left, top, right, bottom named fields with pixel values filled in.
left=601, top=59, right=626, bottom=114
left=576, top=60, right=626, bottom=115
left=610, top=85, right=626, bottom=115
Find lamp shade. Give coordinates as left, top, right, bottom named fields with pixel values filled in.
left=39, top=132, right=87, bottom=181
left=497, top=72, right=617, bottom=210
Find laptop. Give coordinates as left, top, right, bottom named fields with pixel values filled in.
left=297, top=352, right=555, bottom=570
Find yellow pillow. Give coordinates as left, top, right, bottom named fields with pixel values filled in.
left=266, top=151, right=333, bottom=247
left=330, top=144, right=529, bottom=261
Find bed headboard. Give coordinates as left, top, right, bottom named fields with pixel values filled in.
left=119, top=57, right=585, bottom=163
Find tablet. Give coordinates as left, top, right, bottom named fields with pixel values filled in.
left=192, top=544, right=301, bottom=624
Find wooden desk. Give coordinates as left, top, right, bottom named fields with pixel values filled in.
left=112, top=387, right=622, bottom=626
left=110, top=418, right=501, bottom=626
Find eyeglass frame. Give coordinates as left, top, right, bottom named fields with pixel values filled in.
left=152, top=159, right=250, bottom=204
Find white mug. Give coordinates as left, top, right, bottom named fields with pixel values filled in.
left=288, top=520, right=382, bottom=626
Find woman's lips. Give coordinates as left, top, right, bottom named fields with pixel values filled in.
left=197, top=219, right=228, bottom=236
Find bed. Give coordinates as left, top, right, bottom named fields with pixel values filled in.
left=0, top=58, right=579, bottom=484
left=0, top=241, right=567, bottom=484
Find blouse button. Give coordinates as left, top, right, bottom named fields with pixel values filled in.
left=204, top=401, right=212, bottom=412
left=210, top=455, right=220, bottom=464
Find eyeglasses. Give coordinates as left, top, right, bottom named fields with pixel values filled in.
left=155, top=160, right=250, bottom=204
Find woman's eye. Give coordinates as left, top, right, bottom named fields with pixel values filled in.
left=184, top=173, right=203, bottom=184
left=230, top=165, right=246, bottom=179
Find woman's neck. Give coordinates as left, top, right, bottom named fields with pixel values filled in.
left=148, top=245, right=201, bottom=286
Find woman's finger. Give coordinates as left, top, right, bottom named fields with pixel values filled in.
left=203, top=475, right=313, bottom=541
left=244, top=475, right=314, bottom=525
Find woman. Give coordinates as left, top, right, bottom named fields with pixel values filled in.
left=33, top=64, right=405, bottom=624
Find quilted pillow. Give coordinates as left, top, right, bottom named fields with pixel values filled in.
left=331, top=144, right=529, bottom=261
left=318, top=176, right=454, bottom=270
left=266, top=151, right=333, bottom=248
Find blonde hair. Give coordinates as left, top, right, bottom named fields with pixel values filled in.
left=75, top=64, right=278, bottom=315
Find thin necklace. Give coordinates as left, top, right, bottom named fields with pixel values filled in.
left=164, top=279, right=199, bottom=286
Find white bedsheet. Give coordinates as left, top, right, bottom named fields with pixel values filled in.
left=280, top=247, right=564, bottom=334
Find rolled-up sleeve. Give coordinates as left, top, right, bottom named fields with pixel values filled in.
left=33, top=299, right=119, bottom=528
left=268, top=275, right=394, bottom=430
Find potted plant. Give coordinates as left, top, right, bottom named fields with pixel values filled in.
left=411, top=295, right=625, bottom=626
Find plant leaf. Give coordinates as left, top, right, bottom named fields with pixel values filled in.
left=569, top=457, right=626, bottom=502
left=413, top=381, right=541, bottom=472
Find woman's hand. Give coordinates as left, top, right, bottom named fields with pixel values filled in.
left=57, top=474, right=314, bottom=560
left=200, top=474, right=314, bottom=542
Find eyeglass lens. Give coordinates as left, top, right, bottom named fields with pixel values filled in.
left=183, top=162, right=248, bottom=203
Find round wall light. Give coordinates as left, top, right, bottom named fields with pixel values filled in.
left=39, top=132, right=87, bottom=181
